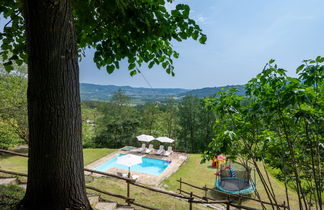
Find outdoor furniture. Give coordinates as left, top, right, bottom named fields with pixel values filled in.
left=137, top=134, right=155, bottom=142
left=120, top=146, right=135, bottom=151
left=156, top=145, right=165, bottom=155
left=145, top=144, right=154, bottom=154
left=116, top=154, right=142, bottom=181
left=117, top=172, right=139, bottom=180
left=156, top=136, right=175, bottom=143
left=164, top=146, right=173, bottom=156
left=131, top=143, right=146, bottom=153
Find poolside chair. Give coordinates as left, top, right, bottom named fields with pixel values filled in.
left=130, top=144, right=146, bottom=153
left=117, top=172, right=139, bottom=180
left=139, top=143, right=146, bottom=153
left=164, top=146, right=173, bottom=156
left=156, top=145, right=165, bottom=155
left=144, top=144, right=154, bottom=154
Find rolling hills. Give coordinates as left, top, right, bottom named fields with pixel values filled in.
left=80, top=83, right=245, bottom=104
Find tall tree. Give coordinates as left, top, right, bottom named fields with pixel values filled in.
left=1, top=0, right=205, bottom=208
left=178, top=95, right=200, bottom=152
left=162, top=97, right=178, bottom=138
left=22, top=0, right=90, bottom=209
left=141, top=102, right=161, bottom=135
left=94, top=90, right=139, bottom=148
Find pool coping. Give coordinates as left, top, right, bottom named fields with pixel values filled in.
left=85, top=149, right=188, bottom=186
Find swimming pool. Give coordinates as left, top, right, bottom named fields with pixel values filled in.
left=94, top=154, right=170, bottom=176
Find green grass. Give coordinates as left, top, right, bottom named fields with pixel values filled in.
left=0, top=148, right=116, bottom=173
left=162, top=154, right=300, bottom=209
left=87, top=176, right=208, bottom=210
left=0, top=154, right=28, bottom=173
left=0, top=148, right=301, bottom=209
left=83, top=148, right=116, bottom=165
left=0, top=185, right=25, bottom=209
left=163, top=154, right=215, bottom=192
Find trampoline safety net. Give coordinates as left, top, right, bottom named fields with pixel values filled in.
left=216, top=161, right=255, bottom=194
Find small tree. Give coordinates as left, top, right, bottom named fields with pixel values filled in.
left=203, top=58, right=324, bottom=209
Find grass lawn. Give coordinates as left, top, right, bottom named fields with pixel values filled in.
left=83, top=148, right=116, bottom=165
left=0, top=148, right=116, bottom=173
left=0, top=148, right=300, bottom=209
left=162, top=154, right=300, bottom=209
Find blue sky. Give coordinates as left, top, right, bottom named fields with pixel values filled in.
left=1, top=1, right=323, bottom=89
left=80, top=0, right=324, bottom=89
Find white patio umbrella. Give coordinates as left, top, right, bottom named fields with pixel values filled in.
left=117, top=154, right=142, bottom=175
left=136, top=134, right=155, bottom=142
left=156, top=136, right=175, bottom=143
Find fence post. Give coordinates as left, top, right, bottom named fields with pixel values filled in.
left=226, top=195, right=230, bottom=210
left=127, top=172, right=130, bottom=206
left=283, top=201, right=286, bottom=210
left=204, top=184, right=208, bottom=201
left=179, top=177, right=182, bottom=194
left=189, top=192, right=193, bottom=210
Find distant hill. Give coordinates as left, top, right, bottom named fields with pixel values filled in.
left=80, top=83, right=189, bottom=104
left=180, top=85, right=246, bottom=98
left=80, top=83, right=245, bottom=104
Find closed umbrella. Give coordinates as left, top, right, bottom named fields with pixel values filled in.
left=136, top=134, right=155, bottom=142
left=117, top=154, right=142, bottom=175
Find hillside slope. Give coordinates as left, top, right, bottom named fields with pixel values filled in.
left=80, top=83, right=245, bottom=104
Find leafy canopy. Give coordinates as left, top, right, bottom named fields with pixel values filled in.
left=1, top=0, right=206, bottom=75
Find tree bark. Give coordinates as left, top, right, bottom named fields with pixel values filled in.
left=21, top=0, right=91, bottom=209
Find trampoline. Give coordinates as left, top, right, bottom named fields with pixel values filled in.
left=214, top=161, right=255, bottom=194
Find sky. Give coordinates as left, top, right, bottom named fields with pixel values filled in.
left=2, top=1, right=324, bottom=89
left=80, top=0, right=324, bottom=89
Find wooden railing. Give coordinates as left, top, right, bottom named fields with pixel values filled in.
left=0, top=148, right=288, bottom=210
left=177, top=177, right=289, bottom=210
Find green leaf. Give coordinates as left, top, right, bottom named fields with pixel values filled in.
left=162, top=61, right=169, bottom=69
left=315, top=56, right=322, bottom=63
left=296, top=64, right=305, bottom=73
left=148, top=61, right=154, bottom=69
left=269, top=59, right=275, bottom=64
left=130, top=70, right=137, bottom=76
left=4, top=64, right=14, bottom=72
left=3, top=61, right=14, bottom=72
left=287, top=77, right=300, bottom=84
left=106, top=65, right=115, bottom=74
left=173, top=52, right=179, bottom=59
left=128, top=63, right=136, bottom=70
left=199, top=34, right=207, bottom=44
left=192, top=31, right=199, bottom=40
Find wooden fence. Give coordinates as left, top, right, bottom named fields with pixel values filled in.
left=0, top=149, right=289, bottom=209
left=177, top=177, right=289, bottom=210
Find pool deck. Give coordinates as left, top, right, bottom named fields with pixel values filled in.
left=85, top=149, right=188, bottom=186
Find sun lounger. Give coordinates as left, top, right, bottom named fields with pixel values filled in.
left=131, top=144, right=146, bottom=153
left=117, top=172, right=139, bottom=180
left=164, top=146, right=173, bottom=156
left=156, top=145, right=165, bottom=155
left=144, top=144, right=154, bottom=154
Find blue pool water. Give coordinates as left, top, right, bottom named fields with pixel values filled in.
left=94, top=154, right=170, bottom=176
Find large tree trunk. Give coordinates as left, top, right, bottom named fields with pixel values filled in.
left=21, top=0, right=91, bottom=209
